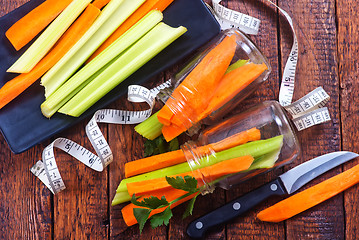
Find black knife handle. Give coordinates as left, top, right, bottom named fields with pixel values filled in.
left=186, top=178, right=286, bottom=239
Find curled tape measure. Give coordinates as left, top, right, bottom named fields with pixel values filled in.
left=208, top=0, right=298, bottom=107
left=207, top=1, right=330, bottom=129
left=32, top=1, right=330, bottom=194
left=31, top=80, right=172, bottom=194
left=284, top=87, right=331, bottom=131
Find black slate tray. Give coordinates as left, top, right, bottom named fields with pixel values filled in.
left=0, top=0, right=220, bottom=154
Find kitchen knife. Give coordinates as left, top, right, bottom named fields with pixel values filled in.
left=186, top=151, right=359, bottom=239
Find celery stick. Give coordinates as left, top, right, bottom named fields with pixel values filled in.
left=41, top=10, right=163, bottom=118
left=135, top=60, right=249, bottom=139
left=225, top=59, right=249, bottom=74
left=59, top=23, right=187, bottom=117
left=116, top=135, right=284, bottom=193
left=248, top=148, right=281, bottom=170
left=41, top=0, right=145, bottom=98
left=135, top=111, right=163, bottom=140
left=41, top=55, right=120, bottom=117
left=7, top=0, right=91, bottom=73
left=112, top=191, right=132, bottom=206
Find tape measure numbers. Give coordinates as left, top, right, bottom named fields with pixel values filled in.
left=32, top=1, right=331, bottom=194
left=31, top=80, right=172, bottom=194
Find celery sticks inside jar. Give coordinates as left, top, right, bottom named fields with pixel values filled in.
left=114, top=101, right=299, bottom=231
left=135, top=28, right=271, bottom=142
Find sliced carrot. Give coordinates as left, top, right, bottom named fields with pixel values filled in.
left=257, top=163, right=359, bottom=223
left=161, top=123, right=185, bottom=142
left=5, top=0, right=73, bottom=51
left=0, top=4, right=100, bottom=110
left=157, top=35, right=237, bottom=132
left=125, top=128, right=260, bottom=177
left=126, top=155, right=254, bottom=197
left=87, top=0, right=175, bottom=62
left=121, top=188, right=198, bottom=226
left=200, top=62, right=268, bottom=120
left=125, top=149, right=183, bottom=178
left=92, top=0, right=110, bottom=9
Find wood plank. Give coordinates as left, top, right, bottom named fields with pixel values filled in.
left=216, top=0, right=284, bottom=239
left=337, top=0, right=359, bottom=239
left=0, top=135, right=52, bottom=239
left=0, top=1, right=51, bottom=240
left=277, top=0, right=343, bottom=239
left=52, top=121, right=109, bottom=239
left=108, top=76, right=168, bottom=239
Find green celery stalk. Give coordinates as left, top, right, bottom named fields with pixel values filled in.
left=225, top=59, right=249, bottom=74
left=41, top=0, right=146, bottom=98
left=116, top=135, right=284, bottom=194
left=112, top=135, right=284, bottom=205
left=41, top=10, right=163, bottom=118
left=58, top=23, right=187, bottom=117
left=135, top=111, right=163, bottom=140
left=7, top=0, right=91, bottom=73
left=135, top=59, right=249, bottom=140
left=247, top=148, right=281, bottom=170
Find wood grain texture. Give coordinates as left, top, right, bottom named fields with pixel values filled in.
left=0, top=0, right=357, bottom=239
left=278, top=0, right=343, bottom=239
left=52, top=120, right=109, bottom=240
left=337, top=0, right=359, bottom=239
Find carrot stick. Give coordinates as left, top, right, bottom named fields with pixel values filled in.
left=121, top=188, right=198, bottom=226
left=125, top=127, right=260, bottom=177
left=92, top=0, right=110, bottom=9
left=199, top=62, right=268, bottom=120
left=127, top=155, right=254, bottom=196
left=257, top=163, right=359, bottom=223
left=157, top=35, right=237, bottom=130
left=5, top=0, right=73, bottom=51
left=87, top=0, right=174, bottom=62
left=161, top=62, right=267, bottom=142
left=0, top=4, right=100, bottom=110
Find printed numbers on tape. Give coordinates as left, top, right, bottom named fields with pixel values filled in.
left=209, top=0, right=331, bottom=130
left=208, top=0, right=298, bottom=107
left=284, top=87, right=331, bottom=131
left=31, top=80, right=172, bottom=194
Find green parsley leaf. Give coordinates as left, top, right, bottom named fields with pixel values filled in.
left=131, top=194, right=169, bottom=209
left=144, top=135, right=180, bottom=157
left=133, top=208, right=151, bottom=233
left=182, top=193, right=199, bottom=219
left=166, top=175, right=198, bottom=193
left=150, top=206, right=173, bottom=228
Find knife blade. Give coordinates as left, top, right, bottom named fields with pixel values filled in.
left=186, top=151, right=359, bottom=239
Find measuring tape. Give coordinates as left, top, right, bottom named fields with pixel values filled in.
left=284, top=87, right=331, bottom=131
left=208, top=0, right=298, bottom=107
left=32, top=1, right=331, bottom=193
left=208, top=0, right=330, bottom=130
left=31, top=80, right=172, bottom=194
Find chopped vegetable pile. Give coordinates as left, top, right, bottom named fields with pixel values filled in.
left=113, top=126, right=284, bottom=231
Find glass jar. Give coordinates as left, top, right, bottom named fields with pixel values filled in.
left=181, top=100, right=300, bottom=194
left=157, top=28, right=271, bottom=137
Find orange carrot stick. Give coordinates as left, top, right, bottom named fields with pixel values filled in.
left=0, top=4, right=100, bottom=110
left=5, top=0, right=73, bottom=51
left=199, top=62, right=268, bottom=120
left=161, top=62, right=267, bottom=142
left=157, top=35, right=237, bottom=130
left=257, top=163, right=359, bottom=223
left=92, top=0, right=110, bottom=9
left=121, top=188, right=198, bottom=226
left=87, top=0, right=174, bottom=62
left=126, top=155, right=254, bottom=196
left=125, top=127, right=260, bottom=177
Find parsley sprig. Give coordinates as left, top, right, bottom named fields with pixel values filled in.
left=131, top=175, right=200, bottom=233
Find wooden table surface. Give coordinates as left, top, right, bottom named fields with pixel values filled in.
left=1, top=0, right=359, bottom=239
